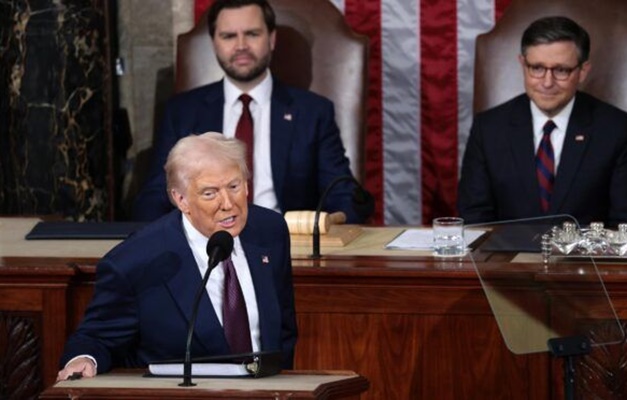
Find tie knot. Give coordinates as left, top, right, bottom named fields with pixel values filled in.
left=543, top=120, right=556, bottom=136
left=239, top=94, right=253, bottom=108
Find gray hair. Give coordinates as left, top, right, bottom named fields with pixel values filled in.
left=164, top=132, right=249, bottom=201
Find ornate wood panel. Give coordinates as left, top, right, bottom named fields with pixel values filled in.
left=0, top=260, right=74, bottom=393
left=291, top=265, right=550, bottom=399
left=4, top=254, right=627, bottom=398
left=0, top=312, right=42, bottom=400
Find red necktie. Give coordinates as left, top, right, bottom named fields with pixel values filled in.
left=235, top=94, right=254, bottom=202
left=222, top=257, right=252, bottom=354
left=536, top=120, right=556, bottom=213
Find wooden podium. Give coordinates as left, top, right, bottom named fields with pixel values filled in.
left=9, top=217, right=627, bottom=399
left=39, top=370, right=369, bottom=399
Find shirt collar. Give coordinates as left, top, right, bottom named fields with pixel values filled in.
left=530, top=95, right=575, bottom=133
left=223, top=71, right=273, bottom=108
left=181, top=213, right=243, bottom=257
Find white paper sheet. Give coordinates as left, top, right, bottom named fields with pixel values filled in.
left=148, top=362, right=250, bottom=377
left=385, top=228, right=486, bottom=250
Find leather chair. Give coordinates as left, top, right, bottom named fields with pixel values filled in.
left=175, top=0, right=369, bottom=183
left=474, top=0, right=627, bottom=114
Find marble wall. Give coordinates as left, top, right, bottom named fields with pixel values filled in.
left=0, top=0, right=114, bottom=220
left=0, top=0, right=196, bottom=220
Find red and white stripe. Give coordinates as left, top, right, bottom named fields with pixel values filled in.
left=195, top=0, right=514, bottom=225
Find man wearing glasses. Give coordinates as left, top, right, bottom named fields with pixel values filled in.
left=458, top=16, right=627, bottom=226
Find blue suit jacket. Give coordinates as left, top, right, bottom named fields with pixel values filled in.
left=60, top=205, right=297, bottom=373
left=133, top=79, right=366, bottom=223
left=458, top=92, right=627, bottom=226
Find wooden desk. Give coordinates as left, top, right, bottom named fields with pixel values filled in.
left=2, top=218, right=627, bottom=399
left=39, top=370, right=368, bottom=400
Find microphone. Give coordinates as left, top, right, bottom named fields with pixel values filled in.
left=311, top=176, right=374, bottom=259
left=180, top=230, right=234, bottom=387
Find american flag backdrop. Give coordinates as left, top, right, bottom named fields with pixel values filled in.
left=194, top=0, right=514, bottom=225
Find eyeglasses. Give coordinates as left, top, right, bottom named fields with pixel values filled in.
left=524, top=61, right=581, bottom=81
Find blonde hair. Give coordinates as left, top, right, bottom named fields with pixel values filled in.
left=164, top=132, right=249, bottom=202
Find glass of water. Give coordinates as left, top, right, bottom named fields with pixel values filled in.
left=432, top=217, right=465, bottom=257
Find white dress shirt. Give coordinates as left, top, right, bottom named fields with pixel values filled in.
left=530, top=97, right=575, bottom=173
left=223, top=73, right=280, bottom=213
left=182, top=214, right=261, bottom=352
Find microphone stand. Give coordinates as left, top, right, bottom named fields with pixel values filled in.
left=179, top=262, right=216, bottom=387
left=180, top=231, right=233, bottom=387
left=311, top=175, right=363, bottom=259
left=547, top=335, right=591, bottom=400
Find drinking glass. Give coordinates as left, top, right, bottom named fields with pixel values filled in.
left=432, top=217, right=465, bottom=257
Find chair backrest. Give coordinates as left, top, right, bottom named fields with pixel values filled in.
left=175, top=0, right=369, bottom=183
left=474, top=0, right=627, bottom=114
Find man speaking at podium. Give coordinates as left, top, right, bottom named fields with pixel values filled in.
left=57, top=132, right=297, bottom=380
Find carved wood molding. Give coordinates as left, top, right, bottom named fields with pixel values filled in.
left=0, top=312, right=43, bottom=400
left=576, top=320, right=627, bottom=399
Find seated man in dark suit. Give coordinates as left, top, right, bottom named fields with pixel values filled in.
left=133, top=0, right=370, bottom=224
left=57, top=132, right=297, bottom=380
left=458, top=16, right=627, bottom=226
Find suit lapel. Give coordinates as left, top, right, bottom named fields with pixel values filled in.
left=164, top=208, right=281, bottom=355
left=269, top=81, right=296, bottom=211
left=508, top=97, right=542, bottom=213
left=196, top=81, right=225, bottom=133
left=240, top=227, right=280, bottom=351
left=164, top=214, right=224, bottom=354
left=551, top=94, right=593, bottom=212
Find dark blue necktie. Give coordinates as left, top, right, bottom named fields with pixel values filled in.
left=536, top=120, right=556, bottom=213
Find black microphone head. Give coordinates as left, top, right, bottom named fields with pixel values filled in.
left=206, top=230, right=234, bottom=263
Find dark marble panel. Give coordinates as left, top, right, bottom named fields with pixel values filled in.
left=0, top=0, right=113, bottom=220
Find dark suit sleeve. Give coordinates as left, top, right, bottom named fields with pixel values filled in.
left=60, top=258, right=138, bottom=373
left=241, top=206, right=297, bottom=368
left=608, top=136, right=627, bottom=225
left=457, top=116, right=498, bottom=223
left=277, top=231, right=298, bottom=369
left=131, top=102, right=180, bottom=221
left=314, top=100, right=367, bottom=223
left=263, top=207, right=298, bottom=368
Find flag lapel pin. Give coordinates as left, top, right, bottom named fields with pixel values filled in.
left=284, top=113, right=292, bottom=121
left=261, top=255, right=270, bottom=264
left=575, top=134, right=585, bottom=142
